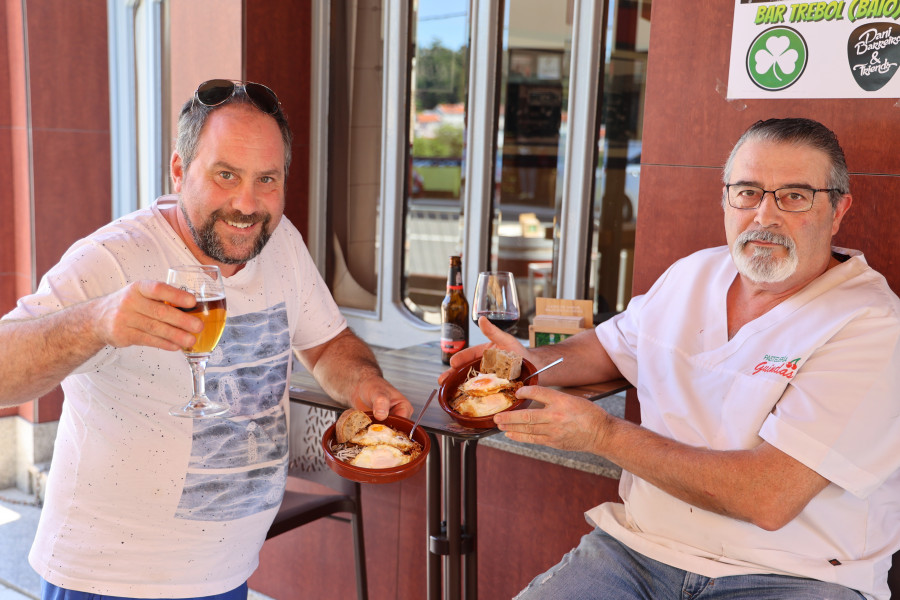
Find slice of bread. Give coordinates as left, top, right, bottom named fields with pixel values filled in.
left=335, top=409, right=372, bottom=444
left=480, top=348, right=523, bottom=380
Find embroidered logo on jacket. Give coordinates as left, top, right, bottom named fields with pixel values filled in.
left=752, top=354, right=801, bottom=378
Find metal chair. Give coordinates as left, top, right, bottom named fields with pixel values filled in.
left=269, top=397, right=368, bottom=599
left=888, top=550, right=900, bottom=597
left=266, top=466, right=368, bottom=600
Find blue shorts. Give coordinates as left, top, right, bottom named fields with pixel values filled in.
left=513, top=528, right=866, bottom=600
left=40, top=579, right=248, bottom=600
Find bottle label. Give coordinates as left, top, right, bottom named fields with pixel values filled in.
left=447, top=284, right=463, bottom=291
left=440, top=323, right=467, bottom=354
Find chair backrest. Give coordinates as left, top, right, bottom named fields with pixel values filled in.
left=287, top=399, right=359, bottom=496
left=276, top=402, right=368, bottom=600
left=889, top=552, right=900, bottom=596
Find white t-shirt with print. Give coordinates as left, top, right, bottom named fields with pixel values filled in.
left=4, top=197, right=346, bottom=598
left=589, top=245, right=900, bottom=600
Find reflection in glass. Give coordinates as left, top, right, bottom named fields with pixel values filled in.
left=493, top=0, right=572, bottom=334
left=327, top=1, right=384, bottom=311
left=592, top=1, right=648, bottom=321
left=401, top=0, right=470, bottom=325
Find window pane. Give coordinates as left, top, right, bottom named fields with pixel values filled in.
left=493, top=0, right=572, bottom=334
left=401, top=0, right=470, bottom=324
left=592, top=0, right=649, bottom=320
left=327, top=1, right=383, bottom=311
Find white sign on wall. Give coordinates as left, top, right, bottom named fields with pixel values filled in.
left=728, top=0, right=900, bottom=98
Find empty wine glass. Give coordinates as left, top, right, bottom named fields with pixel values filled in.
left=167, top=265, right=228, bottom=418
left=472, top=271, right=520, bottom=334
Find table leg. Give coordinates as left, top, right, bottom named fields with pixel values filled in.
left=463, top=439, right=479, bottom=600
left=443, top=437, right=462, bottom=600
left=426, top=433, right=441, bottom=600
left=427, top=434, right=480, bottom=600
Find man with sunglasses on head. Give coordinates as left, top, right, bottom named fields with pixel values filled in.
left=0, top=79, right=412, bottom=600
left=442, top=118, right=900, bottom=599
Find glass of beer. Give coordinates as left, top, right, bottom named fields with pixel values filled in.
left=167, top=265, right=228, bottom=418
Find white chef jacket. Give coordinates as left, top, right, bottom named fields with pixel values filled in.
left=590, top=245, right=900, bottom=600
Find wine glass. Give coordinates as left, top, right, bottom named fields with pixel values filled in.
left=167, top=265, right=228, bottom=418
left=472, top=271, right=520, bottom=334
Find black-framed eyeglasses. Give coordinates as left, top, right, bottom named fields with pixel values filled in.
left=725, top=184, right=837, bottom=213
left=192, top=79, right=280, bottom=115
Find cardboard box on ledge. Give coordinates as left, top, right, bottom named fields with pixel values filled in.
left=528, top=297, right=594, bottom=347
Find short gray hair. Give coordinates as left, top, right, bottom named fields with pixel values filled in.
left=723, top=118, right=849, bottom=210
left=174, top=84, right=293, bottom=178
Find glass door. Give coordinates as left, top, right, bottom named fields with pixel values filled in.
left=491, top=0, right=574, bottom=332
left=326, top=0, right=650, bottom=349
left=591, top=0, right=648, bottom=319
left=401, top=0, right=471, bottom=325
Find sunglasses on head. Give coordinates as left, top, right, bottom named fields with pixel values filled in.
left=193, top=79, right=280, bottom=115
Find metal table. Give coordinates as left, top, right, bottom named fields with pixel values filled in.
left=288, top=341, right=630, bottom=600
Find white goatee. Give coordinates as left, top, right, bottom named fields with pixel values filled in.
left=731, top=229, right=798, bottom=283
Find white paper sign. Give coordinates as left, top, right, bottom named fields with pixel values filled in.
left=728, top=0, right=900, bottom=98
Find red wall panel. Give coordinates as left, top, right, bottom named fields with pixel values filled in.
left=244, top=0, right=312, bottom=240
left=7, top=0, right=112, bottom=423
left=25, top=0, right=111, bottom=281
left=639, top=1, right=900, bottom=297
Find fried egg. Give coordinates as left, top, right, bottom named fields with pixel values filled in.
left=350, top=444, right=411, bottom=469
left=350, top=423, right=417, bottom=452
left=460, top=372, right=512, bottom=397
left=453, top=392, right=514, bottom=417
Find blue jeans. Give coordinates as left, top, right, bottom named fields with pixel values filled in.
left=41, top=579, right=248, bottom=600
left=514, top=528, right=866, bottom=600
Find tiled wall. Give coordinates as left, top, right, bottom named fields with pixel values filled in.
left=1, top=1, right=30, bottom=323
left=636, top=3, right=900, bottom=297
left=1, top=0, right=112, bottom=424
left=0, top=0, right=112, bottom=490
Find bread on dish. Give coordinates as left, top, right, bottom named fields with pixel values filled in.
left=331, top=409, right=424, bottom=469
left=335, top=409, right=373, bottom=443
left=479, top=348, right=523, bottom=381
left=448, top=349, right=525, bottom=418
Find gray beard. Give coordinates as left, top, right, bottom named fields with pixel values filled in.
left=731, top=229, right=798, bottom=283
left=181, top=203, right=271, bottom=265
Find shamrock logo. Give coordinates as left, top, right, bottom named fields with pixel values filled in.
left=756, top=36, right=798, bottom=80
left=746, top=27, right=808, bottom=91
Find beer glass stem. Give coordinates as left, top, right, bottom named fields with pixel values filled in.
left=188, top=355, right=210, bottom=404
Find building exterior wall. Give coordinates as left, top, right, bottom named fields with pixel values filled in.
left=636, top=2, right=900, bottom=297
left=2, top=0, right=899, bottom=596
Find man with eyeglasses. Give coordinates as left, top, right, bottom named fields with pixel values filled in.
left=0, top=80, right=412, bottom=600
left=444, top=118, right=900, bottom=599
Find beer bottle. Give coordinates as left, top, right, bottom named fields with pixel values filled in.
left=440, top=255, right=469, bottom=365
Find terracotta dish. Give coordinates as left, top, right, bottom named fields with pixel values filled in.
left=322, top=413, right=430, bottom=484
left=438, top=356, right=537, bottom=429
